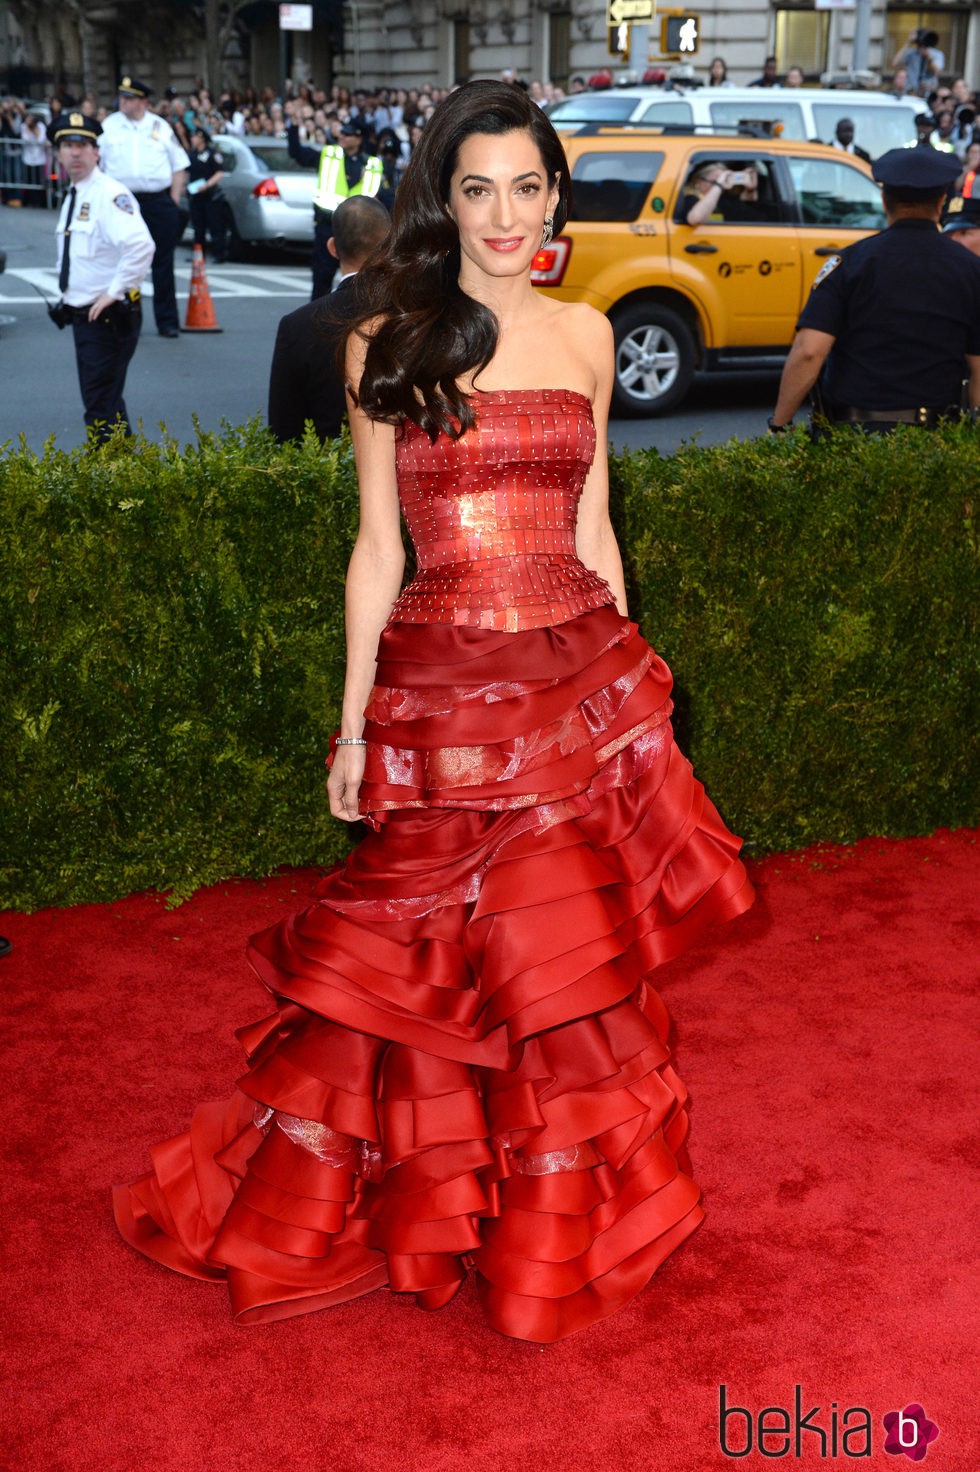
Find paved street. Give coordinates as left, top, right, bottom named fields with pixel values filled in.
left=0, top=203, right=779, bottom=454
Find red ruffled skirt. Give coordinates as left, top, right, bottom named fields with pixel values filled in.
left=113, top=607, right=753, bottom=1342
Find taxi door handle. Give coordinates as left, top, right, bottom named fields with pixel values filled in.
left=684, top=243, right=718, bottom=254
left=814, top=247, right=840, bottom=256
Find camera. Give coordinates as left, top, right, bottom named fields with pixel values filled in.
left=728, top=170, right=750, bottom=187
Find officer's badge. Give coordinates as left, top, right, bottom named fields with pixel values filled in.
left=812, top=254, right=841, bottom=287
left=151, top=121, right=161, bottom=140
left=122, top=76, right=132, bottom=89
left=70, top=112, right=84, bottom=127
left=114, top=194, right=135, bottom=213
left=947, top=195, right=964, bottom=214
left=78, top=202, right=91, bottom=220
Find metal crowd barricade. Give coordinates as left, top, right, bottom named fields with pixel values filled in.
left=0, top=136, right=57, bottom=207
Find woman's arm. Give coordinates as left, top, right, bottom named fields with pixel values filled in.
left=327, top=330, right=406, bottom=821
left=574, top=310, right=629, bottom=616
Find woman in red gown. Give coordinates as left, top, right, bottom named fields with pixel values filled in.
left=113, top=82, right=753, bottom=1343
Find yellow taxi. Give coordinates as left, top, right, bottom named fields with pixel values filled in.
left=533, top=125, right=886, bottom=414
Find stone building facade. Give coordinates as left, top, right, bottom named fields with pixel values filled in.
left=1, top=0, right=978, bottom=103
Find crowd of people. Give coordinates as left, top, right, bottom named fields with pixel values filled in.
left=5, top=57, right=980, bottom=207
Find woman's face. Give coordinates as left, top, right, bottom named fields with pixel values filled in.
left=692, top=165, right=724, bottom=196
left=966, top=143, right=980, bottom=170
left=446, top=129, right=560, bottom=288
left=710, top=59, right=725, bottom=81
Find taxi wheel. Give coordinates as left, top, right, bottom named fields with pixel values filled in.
left=611, top=304, right=695, bottom=416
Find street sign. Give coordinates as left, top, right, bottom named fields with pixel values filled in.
left=662, top=13, right=700, bottom=54
left=279, top=4, right=313, bottom=31
left=607, top=0, right=654, bottom=26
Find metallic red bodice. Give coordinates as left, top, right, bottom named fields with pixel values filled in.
left=390, top=388, right=615, bottom=632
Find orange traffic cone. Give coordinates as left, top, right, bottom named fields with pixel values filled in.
left=181, top=244, right=222, bottom=333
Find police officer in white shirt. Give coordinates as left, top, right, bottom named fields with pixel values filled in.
left=50, top=113, right=154, bottom=441
left=98, top=76, right=189, bottom=337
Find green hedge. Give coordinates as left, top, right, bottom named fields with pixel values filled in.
left=1, top=420, right=977, bottom=910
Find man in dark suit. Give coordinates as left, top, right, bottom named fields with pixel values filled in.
left=267, top=195, right=389, bottom=443
left=829, top=118, right=872, bottom=165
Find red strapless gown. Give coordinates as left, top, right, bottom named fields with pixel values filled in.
left=113, top=389, right=753, bottom=1342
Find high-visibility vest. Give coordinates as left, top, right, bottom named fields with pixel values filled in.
left=312, top=145, right=384, bottom=212
left=963, top=170, right=977, bottom=199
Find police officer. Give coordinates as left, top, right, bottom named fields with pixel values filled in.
left=98, top=77, right=189, bottom=337
left=186, top=126, right=227, bottom=263
left=286, top=114, right=385, bottom=299
left=770, top=148, right=980, bottom=433
left=942, top=193, right=980, bottom=256
left=50, top=112, right=154, bottom=441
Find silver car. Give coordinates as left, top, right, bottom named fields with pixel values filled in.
left=210, top=134, right=315, bottom=253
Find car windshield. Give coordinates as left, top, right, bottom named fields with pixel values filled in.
left=708, top=99, right=807, bottom=138
left=811, top=103, right=920, bottom=157
left=549, top=95, right=641, bottom=123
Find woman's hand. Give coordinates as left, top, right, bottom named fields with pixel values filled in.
left=327, top=745, right=366, bottom=822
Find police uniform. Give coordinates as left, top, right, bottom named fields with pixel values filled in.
left=187, top=129, right=227, bottom=262
left=51, top=113, right=154, bottom=440
left=795, top=147, right=980, bottom=428
left=286, top=120, right=386, bottom=299
left=98, top=77, right=190, bottom=336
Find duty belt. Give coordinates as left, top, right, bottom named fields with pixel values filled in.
left=831, top=406, right=948, bottom=427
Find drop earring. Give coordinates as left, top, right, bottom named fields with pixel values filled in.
left=541, top=216, right=554, bottom=248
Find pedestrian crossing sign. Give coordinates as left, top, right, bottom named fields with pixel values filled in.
left=661, top=14, right=700, bottom=54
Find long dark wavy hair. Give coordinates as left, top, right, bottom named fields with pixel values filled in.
left=343, top=79, right=572, bottom=440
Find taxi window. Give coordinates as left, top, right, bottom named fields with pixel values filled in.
left=637, top=100, right=694, bottom=127
left=708, top=99, right=806, bottom=138
left=811, top=103, right=920, bottom=158
left=676, top=157, right=783, bottom=225
left=786, top=155, right=886, bottom=229
left=569, top=151, right=664, bottom=222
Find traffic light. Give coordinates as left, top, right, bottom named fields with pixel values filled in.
left=608, top=21, right=630, bottom=60
left=661, top=13, right=700, bottom=55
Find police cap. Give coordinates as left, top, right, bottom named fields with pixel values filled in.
left=118, top=75, right=152, bottom=99
left=872, top=146, right=961, bottom=198
left=339, top=119, right=365, bottom=137
left=49, top=112, right=103, bottom=147
left=942, top=194, right=980, bottom=232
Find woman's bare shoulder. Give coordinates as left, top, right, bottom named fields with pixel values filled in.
left=545, top=298, right=613, bottom=349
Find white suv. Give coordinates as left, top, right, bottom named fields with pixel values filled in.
left=548, top=86, right=928, bottom=161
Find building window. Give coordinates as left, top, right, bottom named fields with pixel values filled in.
left=549, top=10, right=572, bottom=90
left=774, top=8, right=830, bottom=76
left=453, top=18, right=470, bottom=85
left=886, top=9, right=969, bottom=79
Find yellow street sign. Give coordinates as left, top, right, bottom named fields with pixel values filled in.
left=607, top=0, right=655, bottom=26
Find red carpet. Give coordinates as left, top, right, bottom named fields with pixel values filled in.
left=3, top=830, right=977, bottom=1471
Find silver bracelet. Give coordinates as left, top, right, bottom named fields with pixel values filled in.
left=334, top=736, right=367, bottom=746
